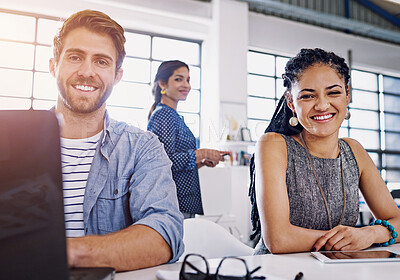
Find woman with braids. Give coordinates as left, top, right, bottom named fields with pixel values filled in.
left=148, top=60, right=227, bottom=218
left=249, top=48, right=400, bottom=254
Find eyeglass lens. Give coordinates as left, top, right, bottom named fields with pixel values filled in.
left=215, top=257, right=249, bottom=279
left=180, top=254, right=209, bottom=280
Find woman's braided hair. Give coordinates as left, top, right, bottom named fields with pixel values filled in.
left=249, top=48, right=350, bottom=240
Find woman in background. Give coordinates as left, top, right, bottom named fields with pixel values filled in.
left=148, top=60, right=226, bottom=218
left=249, top=48, right=400, bottom=254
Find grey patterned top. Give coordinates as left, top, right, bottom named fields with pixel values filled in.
left=254, top=134, right=360, bottom=254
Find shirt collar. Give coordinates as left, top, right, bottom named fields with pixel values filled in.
left=101, top=110, right=111, bottom=145
left=101, top=110, right=126, bottom=147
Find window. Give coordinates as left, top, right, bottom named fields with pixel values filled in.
left=246, top=50, right=289, bottom=142
left=0, top=9, right=201, bottom=137
left=247, top=49, right=400, bottom=188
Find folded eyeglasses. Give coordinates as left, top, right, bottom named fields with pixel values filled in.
left=180, top=253, right=266, bottom=280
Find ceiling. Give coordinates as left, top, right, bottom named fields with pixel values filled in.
left=233, top=0, right=400, bottom=45
left=194, top=0, right=400, bottom=27
left=371, top=0, right=400, bottom=18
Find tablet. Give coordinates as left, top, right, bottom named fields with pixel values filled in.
left=311, top=249, right=400, bottom=263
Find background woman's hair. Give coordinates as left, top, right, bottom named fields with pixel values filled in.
left=249, top=48, right=351, bottom=240
left=147, top=60, right=189, bottom=119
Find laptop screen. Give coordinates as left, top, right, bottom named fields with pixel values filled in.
left=0, top=110, right=69, bottom=280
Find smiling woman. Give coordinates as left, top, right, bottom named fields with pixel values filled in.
left=249, top=48, right=400, bottom=255
left=286, top=64, right=350, bottom=141
left=147, top=60, right=227, bottom=218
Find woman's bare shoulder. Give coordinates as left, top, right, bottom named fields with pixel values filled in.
left=341, top=137, right=373, bottom=171
left=257, top=132, right=287, bottom=155
left=258, top=132, right=286, bottom=144
left=341, top=137, right=366, bottom=155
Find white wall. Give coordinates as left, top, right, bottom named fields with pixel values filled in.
left=201, top=0, right=249, bottom=146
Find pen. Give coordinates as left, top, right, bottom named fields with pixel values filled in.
left=294, top=272, right=304, bottom=280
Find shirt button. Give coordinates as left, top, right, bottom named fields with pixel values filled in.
left=114, top=189, right=118, bottom=195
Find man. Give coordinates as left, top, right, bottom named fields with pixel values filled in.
left=49, top=10, right=184, bottom=271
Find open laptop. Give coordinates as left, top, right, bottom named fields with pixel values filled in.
left=0, top=110, right=114, bottom=280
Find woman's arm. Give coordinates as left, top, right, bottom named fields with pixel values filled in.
left=148, top=110, right=225, bottom=171
left=313, top=138, right=400, bottom=251
left=345, top=139, right=400, bottom=243
left=195, top=149, right=226, bottom=168
left=256, top=132, right=327, bottom=253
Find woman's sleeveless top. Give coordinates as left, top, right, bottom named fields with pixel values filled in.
left=254, top=134, right=360, bottom=254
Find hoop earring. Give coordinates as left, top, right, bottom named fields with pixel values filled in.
left=161, top=88, right=166, bottom=95
left=289, top=115, right=299, bottom=127
left=344, top=110, right=351, bottom=120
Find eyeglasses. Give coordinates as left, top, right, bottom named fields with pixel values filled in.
left=180, top=253, right=266, bottom=280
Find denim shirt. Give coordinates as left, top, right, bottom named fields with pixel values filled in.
left=83, top=111, right=184, bottom=263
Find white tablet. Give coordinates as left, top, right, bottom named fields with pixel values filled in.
left=311, top=249, right=400, bottom=263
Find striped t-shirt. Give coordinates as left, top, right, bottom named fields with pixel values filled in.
left=61, top=131, right=101, bottom=237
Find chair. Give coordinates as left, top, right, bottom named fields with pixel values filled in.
left=179, top=218, right=254, bottom=261
left=391, top=189, right=400, bottom=199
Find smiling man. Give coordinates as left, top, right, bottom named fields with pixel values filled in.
left=49, top=10, right=184, bottom=271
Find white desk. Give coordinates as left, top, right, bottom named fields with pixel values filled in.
left=115, top=244, right=400, bottom=280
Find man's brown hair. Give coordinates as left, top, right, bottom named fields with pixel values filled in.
left=53, top=10, right=126, bottom=70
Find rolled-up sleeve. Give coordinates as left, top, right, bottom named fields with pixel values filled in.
left=129, top=132, right=184, bottom=263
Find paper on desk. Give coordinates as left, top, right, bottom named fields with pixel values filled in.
left=156, top=269, right=287, bottom=280
left=156, top=270, right=178, bottom=280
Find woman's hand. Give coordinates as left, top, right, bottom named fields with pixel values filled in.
left=195, top=149, right=228, bottom=168
left=313, top=225, right=375, bottom=252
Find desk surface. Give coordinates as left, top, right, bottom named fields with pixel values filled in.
left=115, top=244, right=400, bottom=280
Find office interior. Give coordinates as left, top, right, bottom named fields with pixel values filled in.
left=1, top=0, right=400, bottom=248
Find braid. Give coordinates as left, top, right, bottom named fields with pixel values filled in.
left=248, top=94, right=302, bottom=240
left=249, top=154, right=260, bottom=240
left=283, top=48, right=350, bottom=92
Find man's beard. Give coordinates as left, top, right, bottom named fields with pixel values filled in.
left=57, top=77, right=113, bottom=114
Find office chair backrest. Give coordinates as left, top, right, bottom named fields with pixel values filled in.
left=180, top=218, right=253, bottom=261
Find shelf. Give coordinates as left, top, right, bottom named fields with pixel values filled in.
left=218, top=140, right=256, bottom=147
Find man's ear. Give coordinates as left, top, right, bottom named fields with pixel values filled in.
left=114, top=68, right=123, bottom=85
left=49, top=58, right=56, bottom=78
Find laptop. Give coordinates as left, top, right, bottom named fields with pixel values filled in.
left=0, top=110, right=114, bottom=280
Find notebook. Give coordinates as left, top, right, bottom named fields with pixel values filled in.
left=0, top=110, right=114, bottom=280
